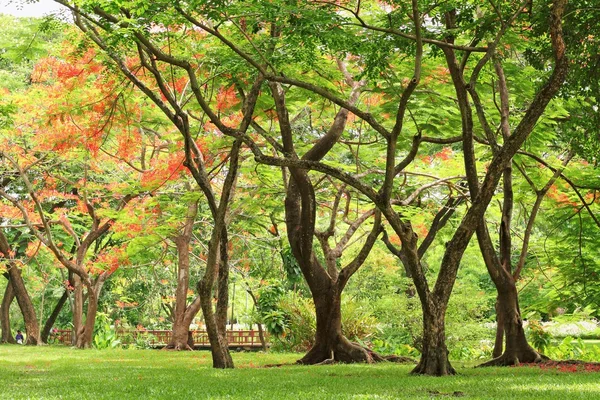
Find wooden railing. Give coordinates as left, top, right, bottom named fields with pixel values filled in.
left=52, top=329, right=265, bottom=348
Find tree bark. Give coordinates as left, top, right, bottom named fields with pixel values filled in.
left=192, top=139, right=242, bottom=369
left=480, top=279, right=546, bottom=366
left=0, top=231, right=40, bottom=344
left=411, top=302, right=455, bottom=375
left=1, top=280, right=16, bottom=343
left=492, top=299, right=504, bottom=358
left=199, top=274, right=234, bottom=368
left=75, top=282, right=104, bottom=349
left=166, top=200, right=201, bottom=351
left=298, top=286, right=383, bottom=364
left=41, top=290, right=69, bottom=344
left=6, top=266, right=40, bottom=345
left=72, top=275, right=84, bottom=346
left=216, top=234, right=230, bottom=336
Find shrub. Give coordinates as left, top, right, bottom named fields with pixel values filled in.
left=93, top=313, right=121, bottom=350
left=528, top=320, right=552, bottom=352
left=272, top=292, right=315, bottom=352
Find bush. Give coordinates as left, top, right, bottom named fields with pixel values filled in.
left=340, top=301, right=378, bottom=342
left=93, top=313, right=121, bottom=350
left=272, top=292, right=315, bottom=352
left=270, top=293, right=381, bottom=353
left=545, top=336, right=600, bottom=361
left=528, top=320, right=552, bottom=352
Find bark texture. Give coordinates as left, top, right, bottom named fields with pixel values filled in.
left=412, top=304, right=455, bottom=375
left=41, top=290, right=68, bottom=344
left=166, top=200, right=201, bottom=351
left=298, top=288, right=383, bottom=364
left=270, top=75, right=383, bottom=364
left=0, top=232, right=40, bottom=345
left=1, top=279, right=16, bottom=343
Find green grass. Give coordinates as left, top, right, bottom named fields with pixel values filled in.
left=1, top=345, right=599, bottom=399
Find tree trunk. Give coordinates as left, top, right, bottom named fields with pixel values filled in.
left=165, top=200, right=199, bottom=351
left=411, top=302, right=455, bottom=375
left=256, top=322, right=268, bottom=352
left=169, top=313, right=196, bottom=351
left=480, top=280, right=545, bottom=366
left=492, top=298, right=504, bottom=358
left=199, top=278, right=234, bottom=368
left=41, top=290, right=68, bottom=344
left=7, top=266, right=40, bottom=345
left=216, top=236, right=230, bottom=335
left=298, top=287, right=382, bottom=364
left=75, top=287, right=100, bottom=349
left=72, top=276, right=83, bottom=346
left=1, top=280, right=16, bottom=343
left=0, top=232, right=39, bottom=345
left=167, top=235, right=193, bottom=350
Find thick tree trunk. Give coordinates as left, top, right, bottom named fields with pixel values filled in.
left=7, top=266, right=40, bottom=345
left=492, top=299, right=504, bottom=358
left=298, top=288, right=382, bottom=365
left=75, top=288, right=100, bottom=349
left=216, top=238, right=230, bottom=335
left=199, top=279, right=234, bottom=368
left=41, top=290, right=68, bottom=344
left=412, top=303, right=455, bottom=375
left=0, top=232, right=39, bottom=345
left=166, top=238, right=193, bottom=350
left=1, top=281, right=16, bottom=343
left=165, top=200, right=199, bottom=351
left=480, top=281, right=545, bottom=367
left=168, top=313, right=195, bottom=351
left=72, top=276, right=84, bottom=346
left=167, top=302, right=198, bottom=351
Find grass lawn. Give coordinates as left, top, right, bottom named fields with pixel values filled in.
left=1, top=345, right=599, bottom=399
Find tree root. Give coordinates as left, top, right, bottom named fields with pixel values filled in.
left=477, top=351, right=548, bottom=367
left=297, top=338, right=416, bottom=366
left=162, top=343, right=194, bottom=351
left=411, top=360, right=456, bottom=376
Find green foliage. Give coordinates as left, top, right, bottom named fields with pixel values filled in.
left=545, top=337, right=600, bottom=362
left=340, top=301, right=378, bottom=343
left=270, top=292, right=315, bottom=352
left=0, top=15, right=65, bottom=90
left=280, top=247, right=303, bottom=288
left=93, top=313, right=121, bottom=350
left=528, top=320, right=552, bottom=353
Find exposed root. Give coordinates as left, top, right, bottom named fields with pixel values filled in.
left=411, top=362, right=456, bottom=376
left=296, top=336, right=404, bottom=365
left=315, top=358, right=336, bottom=366
left=261, top=363, right=296, bottom=368
left=162, top=343, right=194, bottom=351
left=297, top=338, right=416, bottom=366
left=477, top=350, right=548, bottom=367
left=411, top=354, right=456, bottom=376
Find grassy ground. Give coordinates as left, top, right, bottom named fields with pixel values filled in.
left=1, top=345, right=599, bottom=399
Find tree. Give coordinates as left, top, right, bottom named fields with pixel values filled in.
left=0, top=42, right=144, bottom=348
left=51, top=0, right=270, bottom=366
left=50, top=0, right=572, bottom=375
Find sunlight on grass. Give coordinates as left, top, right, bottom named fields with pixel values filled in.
left=1, top=345, right=599, bottom=399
